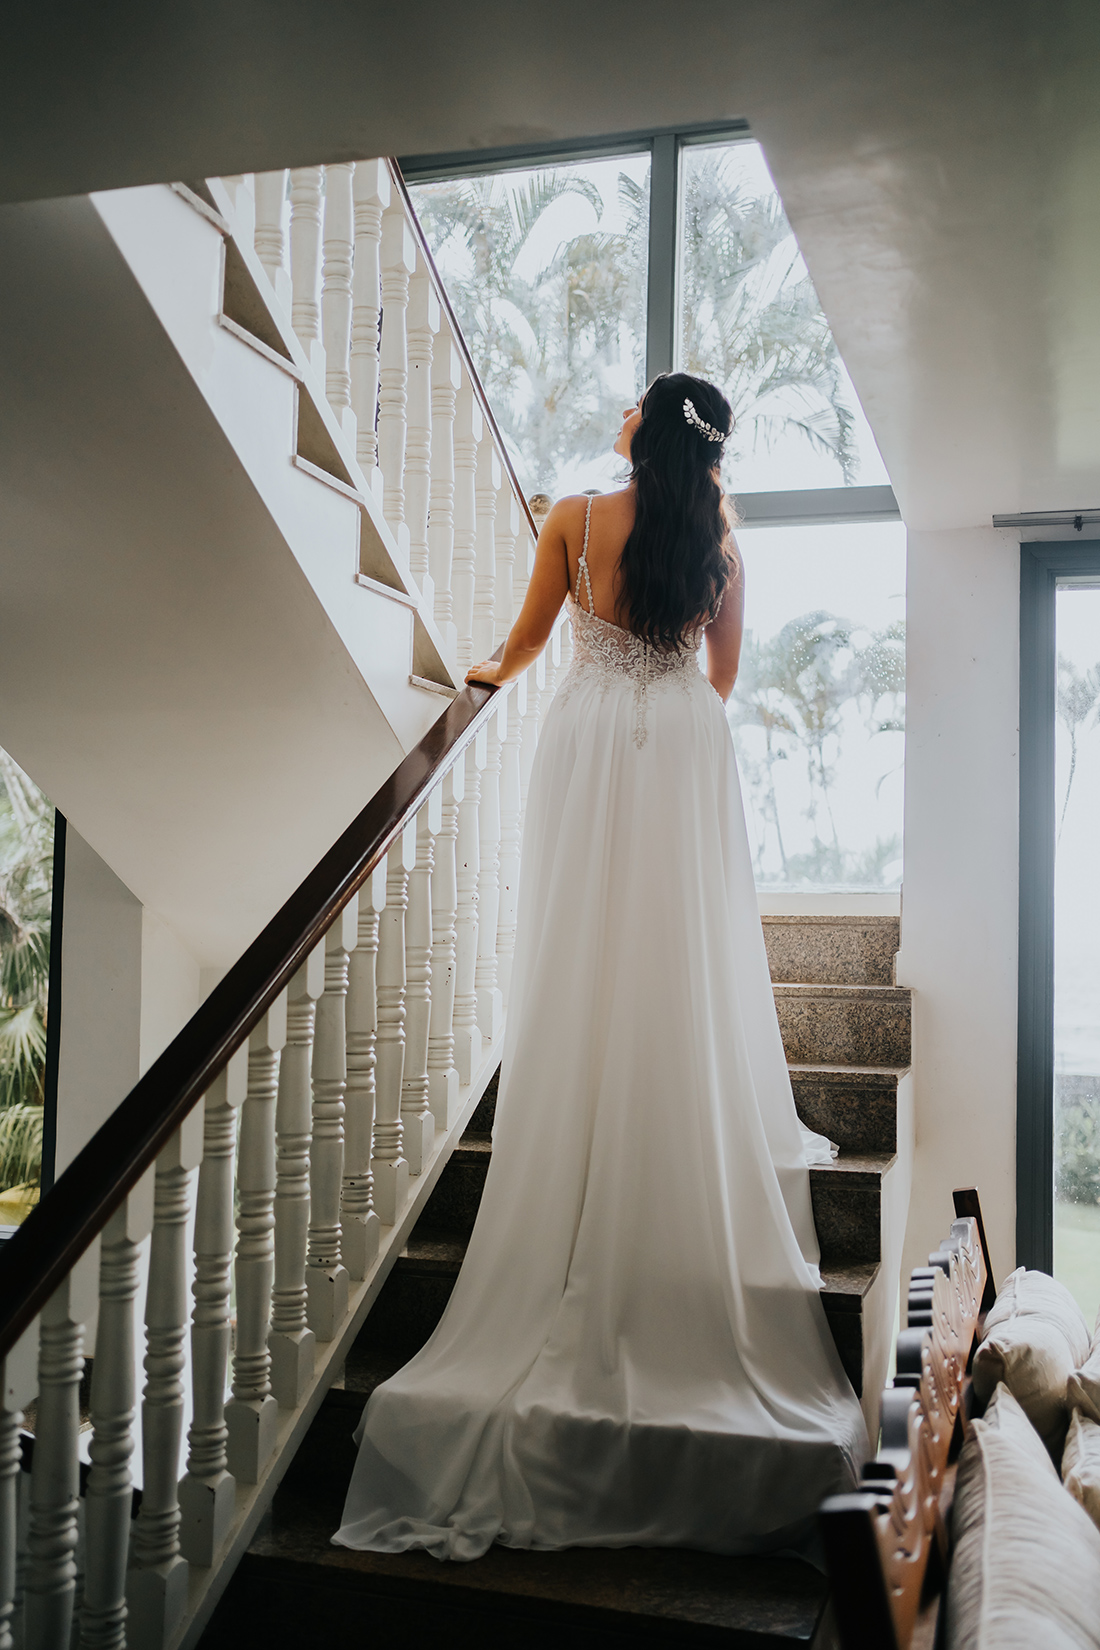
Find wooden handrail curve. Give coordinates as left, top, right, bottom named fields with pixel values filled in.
left=0, top=669, right=503, bottom=1362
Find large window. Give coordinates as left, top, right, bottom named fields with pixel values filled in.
left=405, top=127, right=903, bottom=892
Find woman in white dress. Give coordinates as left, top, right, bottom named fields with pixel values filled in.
left=334, top=372, right=868, bottom=1563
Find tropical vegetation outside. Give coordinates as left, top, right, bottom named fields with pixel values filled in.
left=0, top=749, right=53, bottom=1225
left=409, top=138, right=902, bottom=888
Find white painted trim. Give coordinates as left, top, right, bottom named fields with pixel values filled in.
left=355, top=571, right=418, bottom=608
left=216, top=313, right=302, bottom=379
left=169, top=182, right=229, bottom=234
left=409, top=673, right=457, bottom=697
left=290, top=451, right=364, bottom=503
left=756, top=890, right=902, bottom=917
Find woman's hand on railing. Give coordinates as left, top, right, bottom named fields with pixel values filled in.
left=465, top=660, right=506, bottom=688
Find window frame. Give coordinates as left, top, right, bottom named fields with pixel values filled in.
left=399, top=122, right=900, bottom=527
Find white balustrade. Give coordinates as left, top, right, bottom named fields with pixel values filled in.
left=351, top=159, right=390, bottom=475
left=227, top=1003, right=285, bottom=1480
left=269, top=949, right=324, bottom=1407
left=343, top=867, right=385, bottom=1280
left=378, top=204, right=416, bottom=537
left=3, top=155, right=576, bottom=1650
left=179, top=1055, right=246, bottom=1564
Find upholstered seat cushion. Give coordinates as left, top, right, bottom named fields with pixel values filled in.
left=947, top=1384, right=1100, bottom=1650
left=1064, top=1408, right=1100, bottom=1530
left=972, top=1267, right=1090, bottom=1454
left=1069, top=1311, right=1100, bottom=1425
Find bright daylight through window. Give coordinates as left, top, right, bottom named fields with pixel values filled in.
left=409, top=133, right=902, bottom=891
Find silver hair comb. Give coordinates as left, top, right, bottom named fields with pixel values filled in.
left=682, top=398, right=725, bottom=442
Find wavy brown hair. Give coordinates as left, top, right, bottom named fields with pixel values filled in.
left=619, top=372, right=735, bottom=651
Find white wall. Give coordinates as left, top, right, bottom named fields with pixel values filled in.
left=55, top=828, right=202, bottom=1175
left=897, top=526, right=1020, bottom=1284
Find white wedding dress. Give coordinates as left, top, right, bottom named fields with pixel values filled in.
left=335, top=499, right=868, bottom=1561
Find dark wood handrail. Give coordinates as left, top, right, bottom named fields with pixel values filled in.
left=0, top=670, right=502, bottom=1361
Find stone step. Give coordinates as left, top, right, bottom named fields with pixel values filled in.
left=198, top=1389, right=833, bottom=1649
left=762, top=913, right=899, bottom=987
left=790, top=1063, right=904, bottom=1155
left=809, top=1152, right=894, bottom=1266
left=774, top=984, right=911, bottom=1067
left=819, top=1261, right=880, bottom=1396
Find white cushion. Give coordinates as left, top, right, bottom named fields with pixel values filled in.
left=1068, top=1310, right=1100, bottom=1425
left=947, top=1384, right=1100, bottom=1650
left=972, top=1267, right=1090, bottom=1454
left=1064, top=1409, right=1100, bottom=1531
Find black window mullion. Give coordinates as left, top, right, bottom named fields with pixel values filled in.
left=645, top=133, right=679, bottom=385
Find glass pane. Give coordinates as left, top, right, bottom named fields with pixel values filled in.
left=678, top=139, right=889, bottom=494
left=729, top=522, right=905, bottom=889
left=409, top=155, right=650, bottom=498
left=1054, top=583, right=1100, bottom=1317
left=0, top=749, right=53, bottom=1227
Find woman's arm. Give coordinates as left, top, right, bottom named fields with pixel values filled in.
left=703, top=534, right=744, bottom=702
left=466, top=498, right=574, bottom=687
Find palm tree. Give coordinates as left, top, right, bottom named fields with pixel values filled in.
left=0, top=749, right=53, bottom=1205
left=1056, top=655, right=1100, bottom=839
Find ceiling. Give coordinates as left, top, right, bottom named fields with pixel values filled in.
left=4, top=0, right=1099, bottom=532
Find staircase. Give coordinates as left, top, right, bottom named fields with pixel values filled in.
left=197, top=916, right=911, bottom=1648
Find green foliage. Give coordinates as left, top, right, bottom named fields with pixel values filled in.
left=729, top=612, right=904, bottom=886
left=0, top=751, right=52, bottom=1195
left=1057, top=1077, right=1100, bottom=1207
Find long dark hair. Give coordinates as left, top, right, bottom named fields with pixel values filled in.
left=619, top=372, right=735, bottom=651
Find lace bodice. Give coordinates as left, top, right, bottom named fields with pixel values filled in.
left=558, top=495, right=702, bottom=747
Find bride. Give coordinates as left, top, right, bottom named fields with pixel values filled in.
left=334, top=372, right=868, bottom=1562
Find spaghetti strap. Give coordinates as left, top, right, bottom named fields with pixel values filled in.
left=575, top=495, right=595, bottom=613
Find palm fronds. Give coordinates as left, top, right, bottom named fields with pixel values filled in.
left=0, top=749, right=53, bottom=1201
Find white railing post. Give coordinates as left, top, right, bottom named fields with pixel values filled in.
left=307, top=906, right=356, bottom=1341
left=452, top=379, right=483, bottom=669
left=406, top=265, right=439, bottom=604
left=0, top=1394, right=19, bottom=1650
left=225, top=1001, right=285, bottom=1482
left=127, top=1112, right=202, bottom=1650
left=289, top=166, right=324, bottom=367
left=351, top=159, right=390, bottom=477
left=268, top=948, right=324, bottom=1408
left=372, top=828, right=415, bottom=1225
left=253, top=169, right=288, bottom=288
left=497, top=678, right=524, bottom=1004
left=401, top=807, right=436, bottom=1176
left=178, top=1052, right=246, bottom=1563
left=473, top=437, right=501, bottom=664
left=495, top=488, right=520, bottom=644
left=476, top=702, right=505, bottom=1043
left=427, top=766, right=461, bottom=1130
left=378, top=204, right=416, bottom=537
left=321, top=162, right=356, bottom=431
left=23, top=1276, right=84, bottom=1650
left=343, top=866, right=385, bottom=1280
left=453, top=740, right=484, bottom=1083
left=429, top=334, right=461, bottom=657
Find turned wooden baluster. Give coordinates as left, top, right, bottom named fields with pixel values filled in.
left=289, top=166, right=324, bottom=363
left=0, top=1392, right=20, bottom=1650
left=476, top=700, right=505, bottom=1043
left=472, top=437, right=500, bottom=664
left=453, top=739, right=484, bottom=1083
left=23, top=1275, right=84, bottom=1650
left=177, top=1054, right=246, bottom=1565
left=429, top=334, right=461, bottom=657
left=452, top=380, right=482, bottom=669
left=268, top=947, right=325, bottom=1408
left=514, top=522, right=536, bottom=609
left=401, top=804, right=437, bottom=1176
left=427, top=765, right=461, bottom=1130
left=321, top=162, right=355, bottom=425
left=307, top=905, right=356, bottom=1340
left=351, top=159, right=390, bottom=476
left=372, top=827, right=415, bottom=1224
left=227, top=1001, right=286, bottom=1481
left=80, top=1189, right=148, bottom=1650
left=253, top=169, right=288, bottom=288
left=406, top=265, right=439, bottom=602
left=495, top=487, right=520, bottom=642
left=343, top=866, right=385, bottom=1280
left=127, top=1111, right=202, bottom=1650
left=497, top=679, right=524, bottom=1004
left=378, top=204, right=416, bottom=538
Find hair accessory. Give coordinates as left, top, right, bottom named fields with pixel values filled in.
left=682, top=398, right=725, bottom=442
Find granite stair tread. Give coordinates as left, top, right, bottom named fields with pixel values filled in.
left=809, top=1150, right=895, bottom=1185
left=818, top=1260, right=880, bottom=1312
left=773, top=983, right=909, bottom=1001
left=788, top=1060, right=909, bottom=1080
